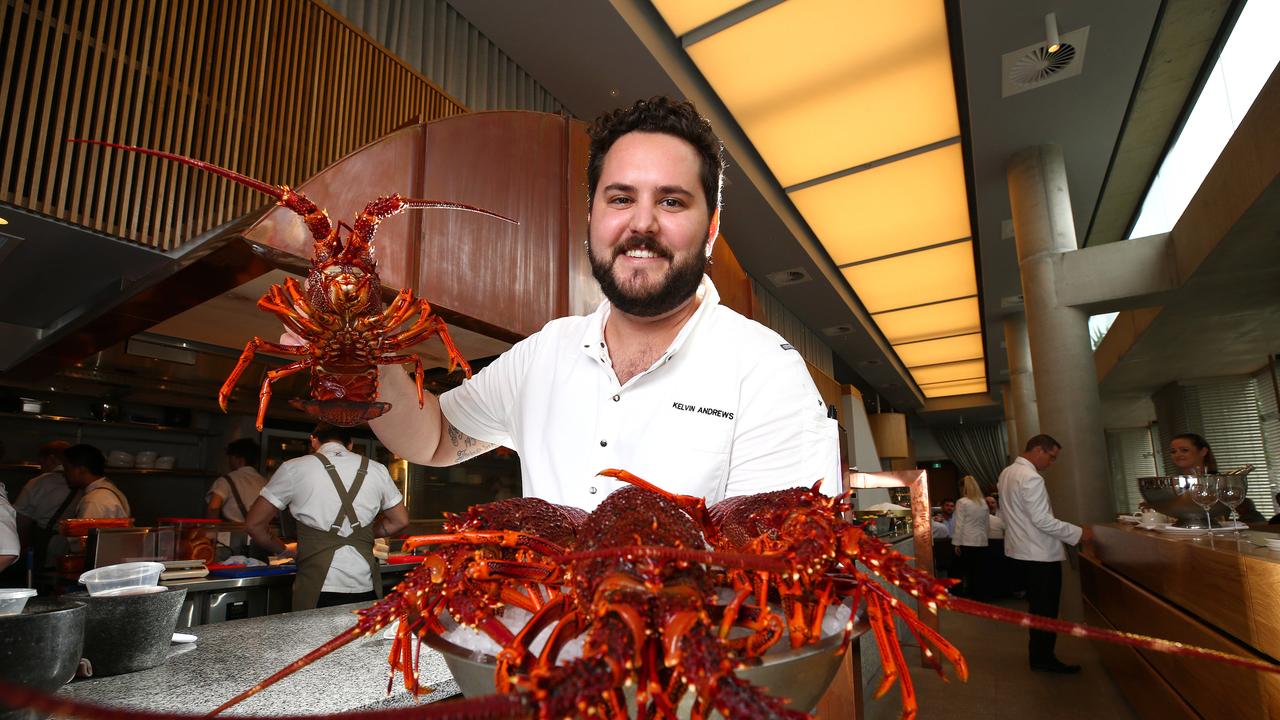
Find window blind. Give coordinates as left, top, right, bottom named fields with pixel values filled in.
left=1106, top=427, right=1157, bottom=514
left=1186, top=377, right=1275, bottom=516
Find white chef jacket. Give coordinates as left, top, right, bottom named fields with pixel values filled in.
left=14, top=468, right=71, bottom=527
left=951, top=497, right=989, bottom=547
left=440, top=276, right=841, bottom=510
left=206, top=466, right=269, bottom=522
left=997, top=457, right=1082, bottom=562
left=987, top=512, right=1006, bottom=540
left=260, top=442, right=402, bottom=593
left=77, top=478, right=130, bottom=519
left=0, top=487, right=19, bottom=558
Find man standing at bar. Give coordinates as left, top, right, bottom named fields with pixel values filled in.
left=998, top=434, right=1093, bottom=674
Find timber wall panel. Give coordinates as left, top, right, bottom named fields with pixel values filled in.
left=0, top=0, right=466, bottom=251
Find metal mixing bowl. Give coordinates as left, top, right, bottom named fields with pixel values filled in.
left=423, top=613, right=850, bottom=716
left=1137, top=475, right=1230, bottom=527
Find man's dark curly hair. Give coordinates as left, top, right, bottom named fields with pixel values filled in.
left=587, top=96, right=724, bottom=212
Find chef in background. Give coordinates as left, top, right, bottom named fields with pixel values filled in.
left=0, top=485, right=18, bottom=573
left=245, top=424, right=407, bottom=610
left=206, top=438, right=268, bottom=522
left=13, top=440, right=73, bottom=569
left=63, top=444, right=130, bottom=519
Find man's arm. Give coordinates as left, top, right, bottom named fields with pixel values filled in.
left=245, top=497, right=290, bottom=556
left=1021, top=477, right=1083, bottom=545
left=373, top=503, right=409, bottom=538
left=367, top=365, right=496, bottom=466
left=204, top=495, right=225, bottom=519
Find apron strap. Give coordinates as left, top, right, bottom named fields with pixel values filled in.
left=223, top=474, right=250, bottom=519
left=312, top=454, right=369, bottom=531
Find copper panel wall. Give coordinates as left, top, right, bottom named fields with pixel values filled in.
left=417, top=112, right=569, bottom=338
left=566, top=118, right=602, bottom=317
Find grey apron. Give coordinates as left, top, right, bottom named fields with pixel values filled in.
left=291, top=454, right=383, bottom=611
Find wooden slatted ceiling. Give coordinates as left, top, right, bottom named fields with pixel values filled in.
left=0, top=0, right=467, bottom=251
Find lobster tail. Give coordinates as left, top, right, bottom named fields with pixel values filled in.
left=68, top=139, right=335, bottom=244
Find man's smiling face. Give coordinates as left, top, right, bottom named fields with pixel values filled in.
left=587, top=131, right=713, bottom=318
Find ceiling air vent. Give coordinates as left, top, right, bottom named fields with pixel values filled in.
left=765, top=267, right=811, bottom=287
left=1001, top=27, right=1088, bottom=98
left=821, top=324, right=854, bottom=337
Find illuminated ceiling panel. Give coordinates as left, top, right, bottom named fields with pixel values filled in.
left=685, top=0, right=959, bottom=187
left=841, top=242, right=977, bottom=314
left=875, top=297, right=980, bottom=345
left=792, top=146, right=970, bottom=265
left=650, top=0, right=751, bottom=36
left=921, top=378, right=990, bottom=399
left=652, top=0, right=985, bottom=403
left=893, top=333, right=984, bottom=368
left=910, top=359, right=986, bottom=386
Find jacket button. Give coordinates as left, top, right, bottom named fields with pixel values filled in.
left=589, top=486, right=598, bottom=494
left=599, top=440, right=608, bottom=447
left=612, top=394, right=620, bottom=402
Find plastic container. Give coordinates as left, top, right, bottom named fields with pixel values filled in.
left=0, top=588, right=38, bottom=616
left=78, top=561, right=165, bottom=597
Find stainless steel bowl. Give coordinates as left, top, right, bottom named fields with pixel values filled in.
left=1137, top=475, right=1230, bottom=527
left=423, top=615, right=850, bottom=716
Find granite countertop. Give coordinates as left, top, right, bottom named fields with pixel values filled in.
left=59, top=603, right=461, bottom=715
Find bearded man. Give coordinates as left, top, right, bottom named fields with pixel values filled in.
left=369, top=97, right=839, bottom=509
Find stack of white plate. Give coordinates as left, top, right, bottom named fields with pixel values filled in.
left=1264, top=537, right=1280, bottom=552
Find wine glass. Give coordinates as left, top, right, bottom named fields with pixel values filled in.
left=1217, top=474, right=1247, bottom=528
left=1189, top=476, right=1219, bottom=530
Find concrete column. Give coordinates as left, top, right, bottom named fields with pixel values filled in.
left=1003, top=314, right=1040, bottom=453
left=1007, top=145, right=1112, bottom=527
left=1008, top=144, right=1113, bottom=625
left=1000, top=382, right=1018, bottom=464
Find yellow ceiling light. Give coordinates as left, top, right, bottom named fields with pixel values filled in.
left=875, top=297, right=980, bottom=345
left=841, top=241, right=977, bottom=314
left=921, top=378, right=990, bottom=398
left=893, top=333, right=984, bottom=368
left=685, top=0, right=958, bottom=187
left=650, top=0, right=752, bottom=37
left=909, top=359, right=987, bottom=386
left=790, top=144, right=970, bottom=265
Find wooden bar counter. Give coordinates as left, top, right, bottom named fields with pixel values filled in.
left=1083, top=524, right=1280, bottom=719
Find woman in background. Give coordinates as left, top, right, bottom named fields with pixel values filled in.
left=1169, top=432, right=1265, bottom=523
left=951, top=475, right=989, bottom=598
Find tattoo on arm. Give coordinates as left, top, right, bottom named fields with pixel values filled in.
left=448, top=424, right=496, bottom=463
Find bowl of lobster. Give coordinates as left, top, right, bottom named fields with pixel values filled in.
left=423, top=602, right=856, bottom=717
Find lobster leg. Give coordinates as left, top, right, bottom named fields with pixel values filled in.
left=380, top=353, right=425, bottom=409
left=384, top=311, right=472, bottom=378
left=254, top=359, right=312, bottom=431
left=217, top=337, right=309, bottom=413
left=404, top=530, right=568, bottom=559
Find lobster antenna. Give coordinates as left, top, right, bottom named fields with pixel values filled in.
left=69, top=139, right=284, bottom=199
left=340, top=197, right=518, bottom=266
left=68, top=139, right=336, bottom=247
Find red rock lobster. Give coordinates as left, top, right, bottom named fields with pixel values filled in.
left=3, top=472, right=1279, bottom=720
left=69, top=140, right=517, bottom=430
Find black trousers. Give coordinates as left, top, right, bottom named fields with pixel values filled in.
left=316, top=590, right=378, bottom=608
left=1015, top=559, right=1062, bottom=664
left=954, top=545, right=986, bottom=599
